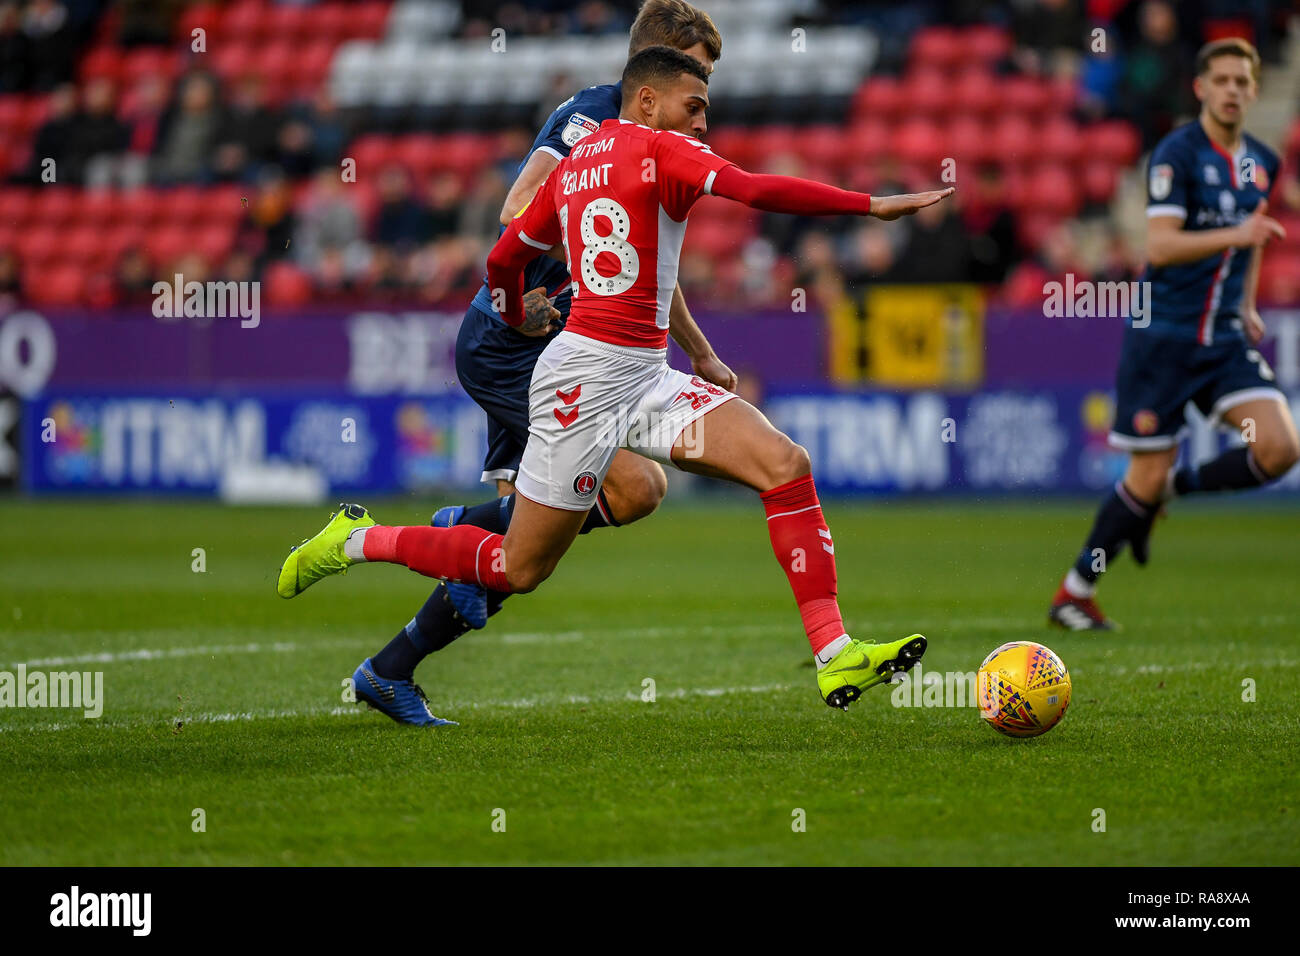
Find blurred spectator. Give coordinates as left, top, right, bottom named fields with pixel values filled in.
left=295, top=89, right=350, bottom=170
left=112, top=245, right=155, bottom=306
left=154, top=71, right=223, bottom=184
left=240, top=168, right=296, bottom=267
left=116, top=0, right=181, bottom=47
left=73, top=77, right=129, bottom=186
left=1119, top=0, right=1193, bottom=151
left=0, top=248, right=23, bottom=311
left=1011, top=0, right=1086, bottom=77
left=293, top=168, right=366, bottom=280
left=26, top=82, right=78, bottom=181
left=422, top=172, right=464, bottom=243
left=891, top=198, right=973, bottom=282
left=22, top=0, right=78, bottom=90
left=960, top=165, right=1018, bottom=284
left=0, top=3, right=27, bottom=92
left=213, top=74, right=282, bottom=182
left=373, top=164, right=426, bottom=250
left=118, top=72, right=169, bottom=187
left=457, top=167, right=510, bottom=243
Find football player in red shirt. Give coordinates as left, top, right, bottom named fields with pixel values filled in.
left=280, top=46, right=953, bottom=714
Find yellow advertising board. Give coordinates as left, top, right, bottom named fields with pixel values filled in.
left=828, top=285, right=984, bottom=387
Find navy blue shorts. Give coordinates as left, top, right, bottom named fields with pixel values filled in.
left=1110, top=328, right=1283, bottom=450
left=455, top=304, right=562, bottom=483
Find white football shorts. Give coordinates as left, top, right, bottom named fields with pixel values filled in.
left=514, top=330, right=736, bottom=511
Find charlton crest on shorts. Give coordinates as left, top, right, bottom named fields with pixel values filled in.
left=573, top=471, right=598, bottom=497
left=1149, top=163, right=1173, bottom=200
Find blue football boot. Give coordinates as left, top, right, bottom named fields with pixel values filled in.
left=351, top=658, right=457, bottom=727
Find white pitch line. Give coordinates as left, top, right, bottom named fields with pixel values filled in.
left=0, top=683, right=798, bottom=734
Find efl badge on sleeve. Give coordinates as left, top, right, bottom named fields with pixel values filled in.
left=1149, top=163, right=1173, bottom=201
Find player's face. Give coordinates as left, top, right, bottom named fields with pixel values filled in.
left=678, top=42, right=716, bottom=77
left=1194, top=55, right=1257, bottom=128
left=649, top=73, right=710, bottom=139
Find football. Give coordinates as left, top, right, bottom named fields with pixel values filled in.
left=977, top=641, right=1072, bottom=738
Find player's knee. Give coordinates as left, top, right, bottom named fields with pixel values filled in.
left=769, top=439, right=811, bottom=487
left=621, top=461, right=667, bottom=522
left=1254, top=433, right=1300, bottom=478
left=504, top=560, right=551, bottom=594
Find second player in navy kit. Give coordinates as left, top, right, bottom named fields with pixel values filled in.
left=1050, top=38, right=1299, bottom=631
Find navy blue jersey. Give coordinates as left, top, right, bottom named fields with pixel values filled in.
left=469, top=83, right=622, bottom=320
left=1139, top=120, right=1278, bottom=345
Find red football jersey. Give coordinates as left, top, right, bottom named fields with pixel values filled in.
left=513, top=118, right=734, bottom=349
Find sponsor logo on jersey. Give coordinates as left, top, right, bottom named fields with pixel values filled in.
left=573, top=471, right=598, bottom=497
left=1150, top=163, right=1173, bottom=200
left=1255, top=166, right=1270, bottom=191
left=1203, top=164, right=1220, bottom=185
left=562, top=113, right=600, bottom=148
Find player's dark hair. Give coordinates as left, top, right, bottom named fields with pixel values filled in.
left=1196, top=37, right=1261, bottom=83
left=628, top=0, right=722, bottom=63
left=621, top=45, right=710, bottom=105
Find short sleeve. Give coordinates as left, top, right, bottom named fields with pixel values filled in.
left=654, top=132, right=736, bottom=221
left=513, top=168, right=563, bottom=250
left=1146, top=141, right=1189, bottom=220
left=536, top=94, right=614, bottom=162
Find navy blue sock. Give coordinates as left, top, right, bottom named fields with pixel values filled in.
left=1072, top=483, right=1155, bottom=584
left=579, top=490, right=618, bottom=534
left=458, top=494, right=516, bottom=534
left=371, top=584, right=471, bottom=680
left=1173, top=447, right=1271, bottom=495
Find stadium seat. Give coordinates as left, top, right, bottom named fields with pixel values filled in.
left=962, top=25, right=1012, bottom=66
left=910, top=27, right=964, bottom=73
left=25, top=265, right=86, bottom=306
left=951, top=70, right=999, bottom=116
left=904, top=69, right=954, bottom=118
left=852, top=76, right=903, bottom=122
left=1037, top=117, right=1084, bottom=165
left=265, top=261, right=314, bottom=306
left=1087, top=121, right=1140, bottom=166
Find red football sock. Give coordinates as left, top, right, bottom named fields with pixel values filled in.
left=361, top=525, right=510, bottom=592
left=760, top=475, right=845, bottom=654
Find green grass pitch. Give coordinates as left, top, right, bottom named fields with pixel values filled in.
left=1, top=495, right=1297, bottom=865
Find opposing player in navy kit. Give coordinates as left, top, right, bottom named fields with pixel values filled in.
left=318, top=2, right=732, bottom=723
left=1049, top=38, right=1298, bottom=631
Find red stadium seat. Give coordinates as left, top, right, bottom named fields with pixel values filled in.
left=145, top=225, right=192, bottom=267
left=353, top=3, right=393, bottom=39
left=160, top=187, right=209, bottom=225
left=1023, top=165, right=1082, bottom=218
left=910, top=27, right=963, bottom=73
left=794, top=125, right=849, bottom=173
left=1081, top=160, right=1119, bottom=205
left=265, top=261, right=314, bottom=307
left=903, top=68, right=953, bottom=118
left=1086, top=121, right=1140, bottom=166
left=194, top=225, right=236, bottom=263
left=63, top=224, right=114, bottom=268
left=845, top=121, right=894, bottom=163
left=176, top=3, right=223, bottom=43
left=852, top=76, right=903, bottom=122
left=945, top=116, right=999, bottom=165
left=1, top=187, right=38, bottom=226
left=211, top=43, right=257, bottom=81
left=19, top=225, right=65, bottom=264
left=26, top=265, right=86, bottom=306
left=963, top=25, right=1012, bottom=66
left=1000, top=75, right=1050, bottom=117
left=951, top=70, right=999, bottom=116
left=1037, top=116, right=1083, bottom=165
left=105, top=224, right=148, bottom=261
left=78, top=46, right=124, bottom=82
left=311, top=2, right=356, bottom=41
left=349, top=135, right=397, bottom=177
left=30, top=188, right=81, bottom=226
left=894, top=119, right=947, bottom=166
left=220, top=0, right=270, bottom=43
left=991, top=114, right=1035, bottom=166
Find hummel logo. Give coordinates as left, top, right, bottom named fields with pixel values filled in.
left=818, top=528, right=834, bottom=554
left=556, top=384, right=582, bottom=404
left=554, top=406, right=579, bottom=428
left=555, top=384, right=581, bottom=428
left=1054, top=605, right=1094, bottom=631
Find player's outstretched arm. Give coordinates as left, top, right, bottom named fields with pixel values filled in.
left=499, top=150, right=560, bottom=225
left=708, top=165, right=954, bottom=219
left=1147, top=202, right=1285, bottom=268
